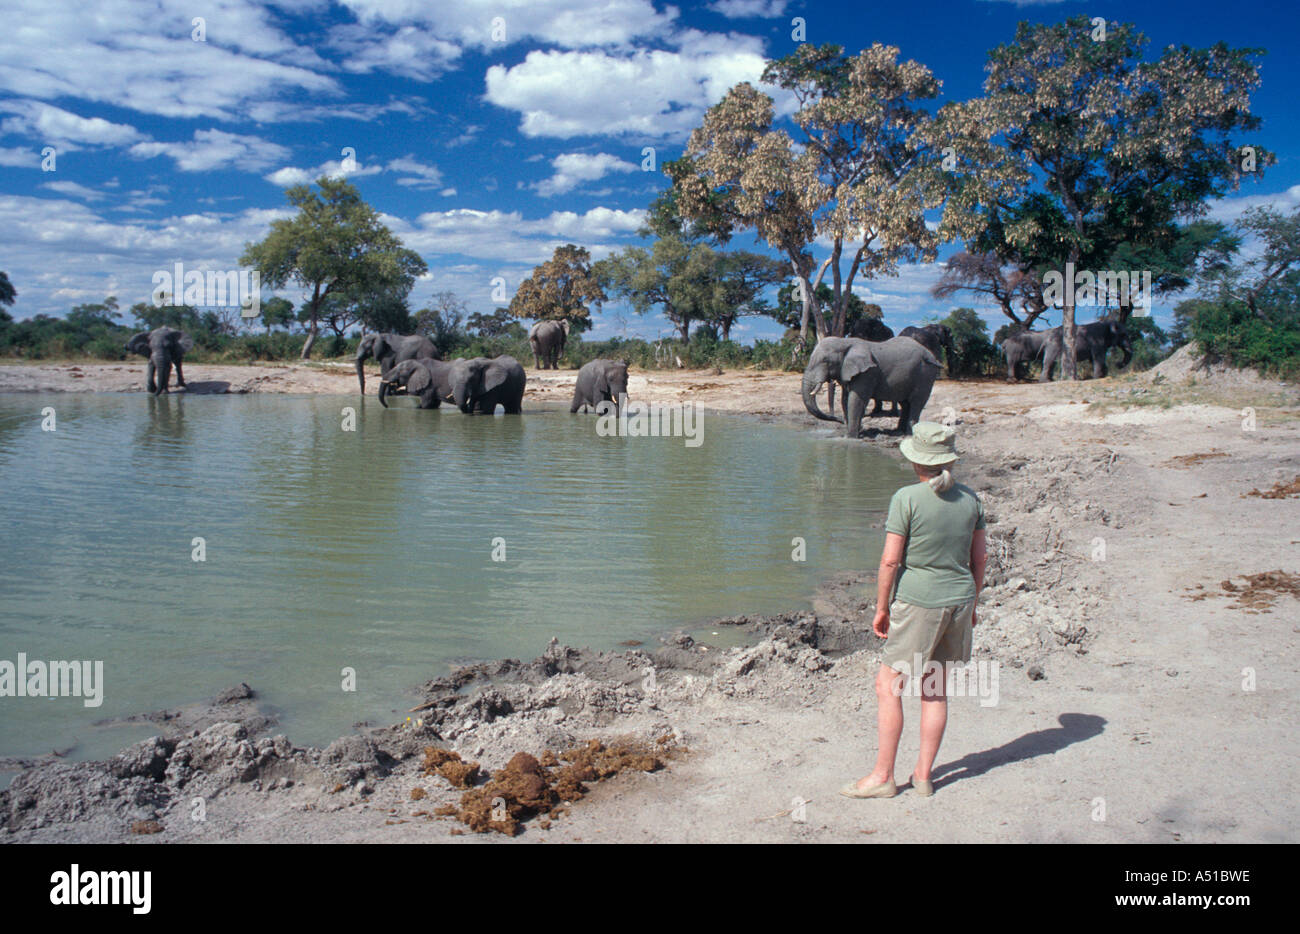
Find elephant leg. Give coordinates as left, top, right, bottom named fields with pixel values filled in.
left=174, top=358, right=186, bottom=387
left=895, top=401, right=913, bottom=434
left=845, top=385, right=868, bottom=439
left=146, top=360, right=157, bottom=394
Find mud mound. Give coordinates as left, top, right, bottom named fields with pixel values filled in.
left=1185, top=570, right=1300, bottom=613
left=1245, top=476, right=1300, bottom=499
left=439, top=737, right=678, bottom=836
left=1163, top=450, right=1228, bottom=469
left=421, top=747, right=481, bottom=788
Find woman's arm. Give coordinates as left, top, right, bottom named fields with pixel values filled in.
left=970, top=528, right=987, bottom=626
left=873, top=532, right=906, bottom=637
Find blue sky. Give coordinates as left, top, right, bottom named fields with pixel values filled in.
left=1, top=0, right=1297, bottom=342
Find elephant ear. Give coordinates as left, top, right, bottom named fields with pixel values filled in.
left=404, top=362, right=432, bottom=395
left=127, top=332, right=150, bottom=355
left=176, top=331, right=194, bottom=353
left=373, top=335, right=393, bottom=360
left=482, top=362, right=509, bottom=393
left=560, top=319, right=571, bottom=335
left=594, top=366, right=610, bottom=395
left=841, top=344, right=877, bottom=381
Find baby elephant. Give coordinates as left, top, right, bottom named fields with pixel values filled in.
left=377, top=358, right=455, bottom=409
left=126, top=327, right=193, bottom=395
left=571, top=359, right=630, bottom=414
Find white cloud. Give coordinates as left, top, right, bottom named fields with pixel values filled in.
left=388, top=155, right=445, bottom=189
left=485, top=32, right=772, bottom=138
left=329, top=23, right=461, bottom=80
left=390, top=205, right=646, bottom=265
left=708, top=0, right=788, bottom=17
left=263, top=155, right=385, bottom=187
left=39, top=181, right=107, bottom=201
left=338, top=0, right=677, bottom=51
left=439, top=188, right=458, bottom=197
left=0, top=146, right=39, bottom=168
left=131, top=129, right=291, bottom=172
left=0, top=0, right=337, bottom=121
left=1203, top=184, right=1300, bottom=223
left=531, top=152, right=639, bottom=196
left=0, top=100, right=144, bottom=148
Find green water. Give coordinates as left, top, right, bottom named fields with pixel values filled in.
left=0, top=393, right=909, bottom=760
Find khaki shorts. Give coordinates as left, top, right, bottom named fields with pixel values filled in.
left=880, top=599, right=975, bottom=671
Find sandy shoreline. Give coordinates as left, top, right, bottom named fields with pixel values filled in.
left=2, top=359, right=1298, bottom=842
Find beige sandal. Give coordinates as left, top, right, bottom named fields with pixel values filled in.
left=838, top=778, right=897, bottom=799
left=910, top=774, right=934, bottom=796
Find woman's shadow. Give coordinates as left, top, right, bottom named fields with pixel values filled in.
left=932, top=713, right=1105, bottom=789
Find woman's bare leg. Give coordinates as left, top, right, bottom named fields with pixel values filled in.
left=915, top=664, right=948, bottom=781
left=858, top=664, right=905, bottom=788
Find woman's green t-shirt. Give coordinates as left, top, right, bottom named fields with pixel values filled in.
left=885, top=481, right=985, bottom=609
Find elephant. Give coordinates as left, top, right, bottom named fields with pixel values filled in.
left=571, top=359, right=630, bottom=414
left=802, top=337, right=941, bottom=438
left=999, top=328, right=1056, bottom=381
left=449, top=355, right=526, bottom=414
left=1040, top=319, right=1133, bottom=381
left=529, top=319, right=570, bottom=369
left=126, top=327, right=193, bottom=395
left=355, top=333, right=440, bottom=393
left=377, top=358, right=456, bottom=409
left=899, top=324, right=955, bottom=374
left=849, top=317, right=895, bottom=342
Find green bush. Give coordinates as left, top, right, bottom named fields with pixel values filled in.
left=1186, top=300, right=1300, bottom=377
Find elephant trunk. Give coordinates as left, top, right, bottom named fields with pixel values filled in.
left=377, top=379, right=391, bottom=408
left=153, top=356, right=171, bottom=395
left=802, top=369, right=843, bottom=424
left=355, top=355, right=367, bottom=393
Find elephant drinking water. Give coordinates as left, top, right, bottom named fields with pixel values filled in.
left=449, top=355, right=526, bottom=414
left=802, top=337, right=940, bottom=438
left=377, top=358, right=456, bottom=409
left=571, top=359, right=630, bottom=414
left=355, top=333, right=440, bottom=393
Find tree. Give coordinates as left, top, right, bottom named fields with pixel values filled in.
left=467, top=308, right=523, bottom=338
left=260, top=297, right=295, bottom=332
left=669, top=43, right=945, bottom=344
left=240, top=177, right=427, bottom=359
left=930, top=252, right=1050, bottom=330
left=508, top=244, right=605, bottom=333
left=596, top=236, right=703, bottom=342
left=66, top=296, right=121, bottom=328
left=0, top=271, right=15, bottom=309
left=707, top=251, right=787, bottom=340
left=935, top=307, right=996, bottom=377
left=1174, top=205, right=1300, bottom=372
left=937, top=16, right=1271, bottom=378
left=414, top=290, right=470, bottom=356
left=774, top=281, right=881, bottom=338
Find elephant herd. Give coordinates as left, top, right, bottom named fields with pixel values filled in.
left=361, top=331, right=631, bottom=417
left=1000, top=320, right=1133, bottom=382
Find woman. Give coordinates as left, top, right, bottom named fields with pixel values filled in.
left=841, top=421, right=987, bottom=799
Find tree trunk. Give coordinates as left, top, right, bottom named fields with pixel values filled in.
left=1062, top=249, right=1079, bottom=380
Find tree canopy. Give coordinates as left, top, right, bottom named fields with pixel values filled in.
left=240, top=177, right=426, bottom=359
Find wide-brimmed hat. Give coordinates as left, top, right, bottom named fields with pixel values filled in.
left=899, top=421, right=959, bottom=466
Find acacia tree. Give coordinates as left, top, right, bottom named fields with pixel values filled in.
left=669, top=43, right=945, bottom=345
left=508, top=244, right=605, bottom=333
left=241, top=177, right=427, bottom=359
left=936, top=16, right=1270, bottom=378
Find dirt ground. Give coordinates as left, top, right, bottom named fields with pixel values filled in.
left=1, top=357, right=1297, bottom=843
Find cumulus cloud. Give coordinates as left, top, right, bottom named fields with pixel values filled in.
left=263, top=154, right=385, bottom=187
left=0, top=100, right=144, bottom=148
left=531, top=152, right=639, bottom=196
left=1204, top=184, right=1300, bottom=223
left=131, top=129, right=291, bottom=173
left=485, top=31, right=772, bottom=138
